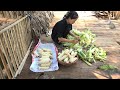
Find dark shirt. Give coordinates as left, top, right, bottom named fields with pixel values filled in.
left=51, top=19, right=72, bottom=44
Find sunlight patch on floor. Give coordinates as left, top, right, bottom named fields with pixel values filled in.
left=92, top=70, right=109, bottom=79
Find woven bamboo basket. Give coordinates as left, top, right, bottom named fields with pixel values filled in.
left=57, top=56, right=78, bottom=66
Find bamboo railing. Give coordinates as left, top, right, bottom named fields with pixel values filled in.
left=0, top=15, right=32, bottom=79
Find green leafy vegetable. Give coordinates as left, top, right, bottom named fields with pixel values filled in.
left=62, top=28, right=107, bottom=66
left=98, top=64, right=117, bottom=71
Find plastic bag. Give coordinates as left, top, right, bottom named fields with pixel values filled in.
left=30, top=39, right=59, bottom=72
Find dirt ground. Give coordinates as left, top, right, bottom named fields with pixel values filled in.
left=16, top=11, right=120, bottom=79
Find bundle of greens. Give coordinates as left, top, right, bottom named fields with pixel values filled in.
left=73, top=29, right=96, bottom=48
left=93, top=47, right=107, bottom=61
left=62, top=29, right=107, bottom=66
left=77, top=45, right=107, bottom=66
left=63, top=29, right=96, bottom=48
left=98, top=64, right=117, bottom=71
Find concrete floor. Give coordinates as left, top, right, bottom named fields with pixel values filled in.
left=16, top=11, right=120, bottom=79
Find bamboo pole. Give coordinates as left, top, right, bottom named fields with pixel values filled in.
left=0, top=14, right=34, bottom=78
left=9, top=11, right=14, bottom=19
left=13, top=25, right=22, bottom=65
left=15, top=22, right=25, bottom=57
left=26, top=18, right=31, bottom=48
left=2, top=32, right=16, bottom=73
left=15, top=23, right=23, bottom=63
left=0, top=64, right=5, bottom=79
left=26, top=17, right=31, bottom=48
left=11, top=26, right=21, bottom=66
left=6, top=29, right=18, bottom=71
left=0, top=48, right=11, bottom=79
left=14, top=40, right=33, bottom=78
left=0, top=37, right=14, bottom=77
left=15, top=23, right=24, bottom=58
left=18, top=20, right=26, bottom=55
left=12, top=26, right=19, bottom=68
left=24, top=18, right=29, bottom=50
left=9, top=27, right=19, bottom=68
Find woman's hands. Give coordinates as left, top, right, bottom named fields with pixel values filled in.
left=71, top=36, right=80, bottom=44
left=71, top=40, right=79, bottom=44
left=69, top=31, right=80, bottom=41
left=75, top=36, right=80, bottom=40
left=58, top=37, right=79, bottom=44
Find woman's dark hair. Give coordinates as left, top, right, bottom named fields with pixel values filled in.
left=63, top=11, right=78, bottom=19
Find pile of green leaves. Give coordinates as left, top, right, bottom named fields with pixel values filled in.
left=77, top=45, right=107, bottom=66
left=63, top=29, right=96, bottom=48
left=98, top=64, right=117, bottom=71
left=62, top=29, right=107, bottom=66
left=73, top=29, right=96, bottom=48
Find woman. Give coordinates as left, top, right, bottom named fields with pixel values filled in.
left=51, top=11, right=80, bottom=46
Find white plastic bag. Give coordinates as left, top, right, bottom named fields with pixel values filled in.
left=30, top=40, right=59, bottom=72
